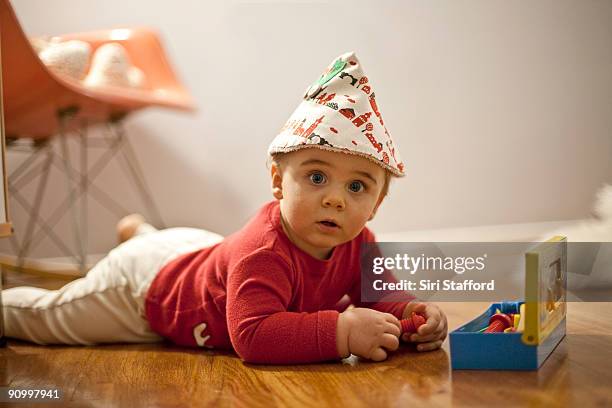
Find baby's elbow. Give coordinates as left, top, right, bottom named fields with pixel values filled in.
left=235, top=348, right=261, bottom=364
left=229, top=326, right=265, bottom=364
left=231, top=338, right=268, bottom=364
left=228, top=314, right=283, bottom=364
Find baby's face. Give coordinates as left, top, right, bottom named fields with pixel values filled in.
left=271, top=148, right=386, bottom=260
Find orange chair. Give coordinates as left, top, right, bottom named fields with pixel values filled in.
left=0, top=0, right=195, bottom=272
left=1, top=0, right=194, bottom=139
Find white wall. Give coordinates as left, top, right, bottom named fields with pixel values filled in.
left=3, top=0, right=612, bottom=258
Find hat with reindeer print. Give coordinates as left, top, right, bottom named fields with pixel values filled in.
left=268, top=51, right=405, bottom=177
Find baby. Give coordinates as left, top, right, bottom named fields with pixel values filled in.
left=2, top=52, right=447, bottom=364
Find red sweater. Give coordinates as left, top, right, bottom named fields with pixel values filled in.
left=145, top=200, right=411, bottom=364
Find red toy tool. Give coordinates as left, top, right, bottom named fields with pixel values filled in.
left=400, top=312, right=427, bottom=334
left=484, top=313, right=513, bottom=333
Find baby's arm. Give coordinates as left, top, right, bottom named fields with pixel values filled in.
left=227, top=250, right=340, bottom=364
left=226, top=250, right=400, bottom=364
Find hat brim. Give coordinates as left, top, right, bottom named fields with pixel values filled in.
left=268, top=144, right=405, bottom=177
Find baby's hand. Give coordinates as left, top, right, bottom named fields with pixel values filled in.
left=337, top=307, right=401, bottom=361
left=401, top=302, right=447, bottom=351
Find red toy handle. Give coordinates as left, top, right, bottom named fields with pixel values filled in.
left=484, top=313, right=512, bottom=333
left=400, top=312, right=427, bottom=334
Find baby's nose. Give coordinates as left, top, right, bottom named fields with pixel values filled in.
left=323, top=194, right=345, bottom=210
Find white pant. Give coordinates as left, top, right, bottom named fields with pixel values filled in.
left=2, top=225, right=223, bottom=345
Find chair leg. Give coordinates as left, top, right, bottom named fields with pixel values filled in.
left=8, top=146, right=77, bottom=260
left=4, top=117, right=166, bottom=274
left=80, top=126, right=88, bottom=273
left=109, top=121, right=166, bottom=229
left=15, top=144, right=54, bottom=267
left=59, top=114, right=86, bottom=272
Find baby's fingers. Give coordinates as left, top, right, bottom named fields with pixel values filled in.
left=416, top=317, right=439, bottom=336
left=405, top=302, right=427, bottom=316
left=412, top=318, right=446, bottom=342
left=415, top=340, right=443, bottom=352
left=385, top=322, right=401, bottom=337
left=417, top=308, right=442, bottom=335
left=383, top=313, right=401, bottom=330
left=380, top=333, right=400, bottom=352
left=369, top=347, right=388, bottom=362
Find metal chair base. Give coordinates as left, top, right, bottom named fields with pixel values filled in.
left=5, top=112, right=165, bottom=274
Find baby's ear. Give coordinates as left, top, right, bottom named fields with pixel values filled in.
left=367, top=206, right=378, bottom=221
left=367, top=210, right=376, bottom=221
left=270, top=162, right=283, bottom=200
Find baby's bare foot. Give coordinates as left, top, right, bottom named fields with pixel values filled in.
left=117, top=213, right=146, bottom=243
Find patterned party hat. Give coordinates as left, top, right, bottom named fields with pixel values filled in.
left=268, top=51, right=405, bottom=176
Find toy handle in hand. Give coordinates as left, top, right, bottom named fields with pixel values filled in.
left=400, top=312, right=426, bottom=334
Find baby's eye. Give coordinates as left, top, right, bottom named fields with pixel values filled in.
left=348, top=181, right=365, bottom=193
left=309, top=172, right=326, bottom=185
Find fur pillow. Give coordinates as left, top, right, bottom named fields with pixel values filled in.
left=34, top=37, right=91, bottom=80
left=83, top=43, right=146, bottom=89
left=32, top=37, right=146, bottom=89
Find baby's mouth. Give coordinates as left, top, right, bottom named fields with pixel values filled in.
left=318, top=220, right=340, bottom=228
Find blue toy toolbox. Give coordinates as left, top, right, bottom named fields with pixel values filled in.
left=449, top=237, right=567, bottom=370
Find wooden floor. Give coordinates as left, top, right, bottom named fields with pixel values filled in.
left=1, top=275, right=612, bottom=407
